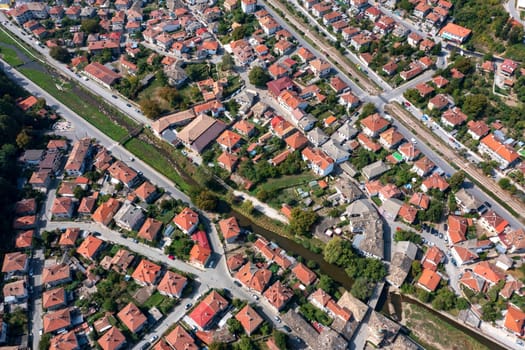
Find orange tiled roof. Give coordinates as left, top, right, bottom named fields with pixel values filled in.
left=134, top=181, right=157, bottom=202
left=263, top=280, right=293, bottom=310
left=285, top=131, right=308, bottom=150
left=360, top=113, right=390, bottom=134
left=15, top=230, right=34, bottom=249
left=43, top=287, right=66, bottom=309
left=42, top=264, right=70, bottom=285
left=218, top=217, right=241, bottom=241
left=131, top=259, right=161, bottom=285
left=157, top=270, right=187, bottom=298
left=473, top=261, right=505, bottom=285
left=77, top=235, right=104, bottom=260
left=49, top=330, right=78, bottom=350
left=292, top=263, right=317, bottom=286
left=173, top=207, right=199, bottom=232
left=216, top=130, right=242, bottom=149
left=138, top=218, right=162, bottom=241
left=447, top=215, right=468, bottom=244
left=165, top=325, right=198, bottom=350
left=43, top=308, right=71, bottom=333
left=98, top=326, right=126, bottom=350
left=2, top=252, right=27, bottom=273
left=235, top=305, right=263, bottom=335
left=189, top=244, right=211, bottom=266
left=421, top=246, right=444, bottom=271
left=92, top=198, right=121, bottom=226
left=417, top=268, right=441, bottom=292
left=117, top=302, right=147, bottom=333
left=504, top=304, right=525, bottom=334
left=235, top=263, right=272, bottom=293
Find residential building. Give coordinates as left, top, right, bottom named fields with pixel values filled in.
left=117, top=302, right=147, bottom=333
left=235, top=262, right=272, bottom=293
left=504, top=305, right=525, bottom=336
left=157, top=271, right=187, bottom=298
left=417, top=268, right=441, bottom=292
left=51, top=197, right=75, bottom=219
left=98, top=327, right=126, bottom=350
left=131, top=259, right=162, bottom=286
left=478, top=133, right=520, bottom=169
left=138, top=218, right=162, bottom=241
left=479, top=210, right=508, bottom=235
left=439, top=22, right=471, bottom=43
left=360, top=113, right=390, bottom=138
left=235, top=305, right=263, bottom=335
left=43, top=308, right=71, bottom=334
left=3, top=279, right=27, bottom=304
left=134, top=181, right=158, bottom=203
left=92, top=198, right=121, bottom=226
left=219, top=217, right=241, bottom=244
left=64, top=138, right=91, bottom=176
left=188, top=290, right=229, bottom=330
left=2, top=252, right=28, bottom=276
left=77, top=235, right=104, bottom=261
left=43, top=264, right=71, bottom=287
left=113, top=201, right=145, bottom=232
left=174, top=207, right=199, bottom=234
left=301, top=147, right=335, bottom=177
left=177, top=114, right=227, bottom=153
left=292, top=263, right=317, bottom=286
left=108, top=160, right=140, bottom=188
left=263, top=280, right=293, bottom=311
left=84, top=62, right=121, bottom=88
left=165, top=325, right=198, bottom=350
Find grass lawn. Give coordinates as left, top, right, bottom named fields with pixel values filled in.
left=143, top=291, right=177, bottom=314
left=123, top=137, right=192, bottom=193
left=0, top=45, right=24, bottom=66
left=259, top=174, right=316, bottom=192
left=404, top=303, right=489, bottom=350
left=157, top=209, right=176, bottom=225
left=18, top=68, right=130, bottom=140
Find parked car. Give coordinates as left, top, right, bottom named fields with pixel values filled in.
left=149, top=335, right=158, bottom=342
left=234, top=281, right=242, bottom=287
left=283, top=325, right=292, bottom=333
left=274, top=316, right=281, bottom=323
left=168, top=255, right=175, bottom=260
left=185, top=303, right=192, bottom=310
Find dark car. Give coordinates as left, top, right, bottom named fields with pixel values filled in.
left=141, top=342, right=150, bottom=350
left=111, top=95, right=117, bottom=99
left=283, top=325, right=292, bottom=333
left=234, top=281, right=242, bottom=287
left=185, top=303, right=192, bottom=310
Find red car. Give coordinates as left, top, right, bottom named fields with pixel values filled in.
left=168, top=255, right=175, bottom=260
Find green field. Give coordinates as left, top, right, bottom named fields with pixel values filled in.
left=0, top=46, right=24, bottom=66
left=519, top=147, right=525, bottom=157
left=258, top=174, right=317, bottom=192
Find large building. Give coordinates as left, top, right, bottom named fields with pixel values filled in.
left=177, top=114, right=227, bottom=153
left=439, top=23, right=471, bottom=43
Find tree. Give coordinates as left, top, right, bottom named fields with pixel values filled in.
left=73, top=185, right=86, bottom=200
left=235, top=336, right=257, bottom=350
left=456, top=297, right=469, bottom=310
left=351, top=277, right=373, bottom=301
left=323, top=237, right=354, bottom=266
left=248, top=66, right=271, bottom=87
left=289, top=208, right=318, bottom=236
left=318, top=274, right=336, bottom=295
left=498, top=178, right=512, bottom=190
left=241, top=200, right=254, bottom=214
left=50, top=46, right=71, bottom=63
left=411, top=260, right=422, bottom=278
left=227, top=318, right=244, bottom=335
left=416, top=288, right=431, bottom=303
left=15, top=129, right=31, bottom=149
left=481, top=301, right=500, bottom=322
left=449, top=171, right=465, bottom=191
left=194, top=190, right=218, bottom=211
left=139, top=98, right=162, bottom=119
left=272, top=330, right=288, bottom=350
left=432, top=288, right=456, bottom=310
left=461, top=94, right=487, bottom=120
left=81, top=18, right=101, bottom=34
left=231, top=25, right=247, bottom=40
left=221, top=52, right=235, bottom=71
left=39, top=334, right=51, bottom=350
left=256, top=189, right=270, bottom=202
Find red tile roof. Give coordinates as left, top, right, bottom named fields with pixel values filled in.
left=447, top=215, right=468, bottom=244
left=417, top=268, right=441, bottom=292
left=77, top=235, right=104, bottom=260
left=165, top=325, right=198, bottom=350
left=138, top=218, right=162, bottom=241
left=473, top=261, right=505, bottom=284
left=189, top=290, right=229, bottom=329
left=43, top=308, right=71, bottom=333
left=263, top=280, right=293, bottom=310
left=235, top=305, right=263, bottom=335
left=131, top=259, right=161, bottom=285
left=421, top=246, right=444, bottom=271
left=157, top=271, right=187, bottom=298
left=117, top=302, right=147, bottom=333
left=15, top=230, right=33, bottom=249
left=218, top=217, right=241, bottom=241
left=235, top=263, right=272, bottom=292
left=292, top=263, right=317, bottom=286
left=43, top=287, right=66, bottom=309
left=504, top=304, right=525, bottom=335
left=174, top=207, right=199, bottom=233
left=98, top=326, right=126, bottom=350
left=2, top=252, right=27, bottom=273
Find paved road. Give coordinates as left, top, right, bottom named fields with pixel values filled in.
left=505, top=0, right=525, bottom=26
left=29, top=249, right=44, bottom=350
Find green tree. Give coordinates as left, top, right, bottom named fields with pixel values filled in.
left=248, top=66, right=271, bottom=87
left=289, top=208, right=318, bottom=236
left=235, top=336, right=258, bottom=350
left=318, top=274, right=335, bottom=295
left=81, top=18, right=101, bottom=33
left=139, top=98, right=162, bottom=119
left=15, top=129, right=31, bottom=149
left=411, top=260, right=422, bottom=278
left=39, top=334, right=51, bottom=350
left=49, top=46, right=71, bottom=63
left=323, top=237, right=354, bottom=266
left=360, top=102, right=376, bottom=117
left=481, top=301, right=500, bottom=322
left=498, top=178, right=512, bottom=190
left=456, top=297, right=470, bottom=310
left=351, top=277, right=373, bottom=301
left=73, top=185, right=86, bottom=199
left=221, top=52, right=235, bottom=71
left=241, top=200, right=254, bottom=214
left=449, top=171, right=465, bottom=191
left=432, top=288, right=456, bottom=310
left=194, top=190, right=218, bottom=211
left=461, top=94, right=487, bottom=120
left=231, top=25, right=247, bottom=40
left=227, top=318, right=244, bottom=335
left=417, top=288, right=431, bottom=303
left=272, top=330, right=288, bottom=350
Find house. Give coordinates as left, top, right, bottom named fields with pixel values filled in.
left=43, top=308, right=71, bottom=334
left=421, top=246, right=444, bottom=271
left=454, top=188, right=483, bottom=214
left=110, top=249, right=135, bottom=274
left=421, top=173, right=449, bottom=192
left=42, top=287, right=66, bottom=310
left=241, top=0, right=257, bottom=13
left=417, top=268, right=441, bottom=292
left=13, top=215, right=37, bottom=230
left=301, top=147, right=334, bottom=176
left=235, top=263, right=272, bottom=293
left=382, top=61, right=398, bottom=76
left=165, top=326, right=198, bottom=350
left=117, top=302, right=147, bottom=333
left=360, top=113, right=390, bottom=138
left=236, top=305, right=263, bottom=335
left=77, top=235, right=104, bottom=261
left=263, top=280, right=293, bottom=311
left=307, top=127, right=329, bottom=147
left=409, top=192, right=430, bottom=210
left=400, top=64, right=423, bottom=81
left=504, top=305, right=525, bottom=336
left=271, top=116, right=296, bottom=139
left=379, top=128, right=404, bottom=149
left=138, top=218, right=162, bottom=241
left=113, top=202, right=145, bottom=231
left=439, top=22, right=471, bottom=43
left=285, top=132, right=308, bottom=151
left=398, top=142, right=420, bottom=162
left=478, top=133, right=520, bottom=169
left=108, top=161, right=140, bottom=188
left=134, top=181, right=158, bottom=204
left=157, top=271, right=187, bottom=298
left=412, top=156, right=435, bottom=177
left=2, top=252, right=28, bottom=276
left=233, top=120, right=256, bottom=137
left=365, top=6, right=381, bottom=21
left=398, top=204, right=417, bottom=223
left=428, top=94, right=449, bottom=111
left=500, top=280, right=524, bottom=300
left=188, top=290, right=229, bottom=330
left=217, top=151, right=239, bottom=172
left=473, top=261, right=505, bottom=286
left=278, top=90, right=307, bottom=112
left=174, top=207, right=199, bottom=234
left=14, top=198, right=37, bottom=216
left=292, top=263, right=317, bottom=286
left=151, top=109, right=196, bottom=136
left=42, top=264, right=71, bottom=287
left=451, top=245, right=478, bottom=265
left=459, top=270, right=485, bottom=294
left=467, top=120, right=490, bottom=140
left=501, top=59, right=519, bottom=76
left=216, top=130, right=242, bottom=152
left=51, top=197, right=75, bottom=219
left=309, top=58, right=331, bottom=77
left=64, top=138, right=92, bottom=176
left=15, top=230, right=34, bottom=249
left=479, top=210, right=508, bottom=235
left=189, top=243, right=211, bottom=268
left=131, top=259, right=162, bottom=286
left=296, top=47, right=315, bottom=62
left=414, top=2, right=431, bottom=18
left=339, top=91, right=360, bottom=109
left=330, top=76, right=348, bottom=94
left=441, top=107, right=467, bottom=128
left=415, top=83, right=434, bottom=98
left=227, top=254, right=245, bottom=272
left=98, top=327, right=126, bottom=350
left=3, top=279, right=27, bottom=304
left=219, top=217, right=241, bottom=243
left=501, top=229, right=525, bottom=254
left=29, top=170, right=52, bottom=192
left=92, top=198, right=120, bottom=226
left=84, top=62, right=121, bottom=88
left=322, top=139, right=350, bottom=164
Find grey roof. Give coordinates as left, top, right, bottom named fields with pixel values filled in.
left=455, top=188, right=483, bottom=212
left=381, top=198, right=403, bottom=220
left=361, top=160, right=390, bottom=180
left=395, top=241, right=418, bottom=260
left=367, top=311, right=402, bottom=347
left=298, top=114, right=317, bottom=131
left=387, top=252, right=413, bottom=288
left=316, top=328, right=348, bottom=350
left=322, top=139, right=350, bottom=163
left=307, top=127, right=329, bottom=146
left=347, top=200, right=384, bottom=259
left=334, top=175, right=363, bottom=203
left=335, top=122, right=359, bottom=141
left=281, top=310, right=318, bottom=348
left=114, top=201, right=145, bottom=231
